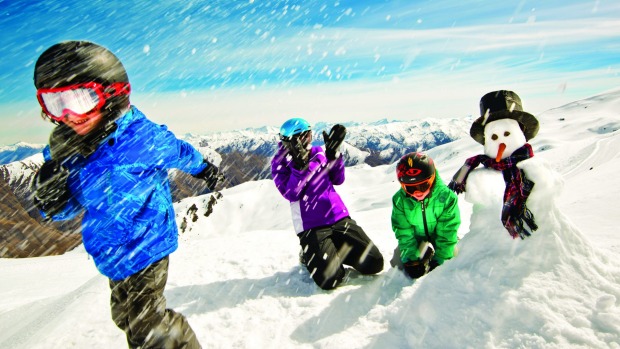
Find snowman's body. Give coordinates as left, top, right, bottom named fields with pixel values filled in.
left=466, top=156, right=564, bottom=225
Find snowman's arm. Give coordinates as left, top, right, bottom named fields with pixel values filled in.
left=517, top=157, right=564, bottom=199
left=448, top=164, right=472, bottom=194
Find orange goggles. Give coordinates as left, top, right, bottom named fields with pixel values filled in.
left=400, top=174, right=435, bottom=198
left=36, top=82, right=130, bottom=121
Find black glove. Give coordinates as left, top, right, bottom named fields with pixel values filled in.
left=448, top=180, right=466, bottom=194
left=322, top=124, right=347, bottom=161
left=292, top=156, right=309, bottom=171
left=403, top=259, right=429, bottom=279
left=403, top=242, right=436, bottom=279
left=194, top=160, right=222, bottom=191
left=33, top=160, right=71, bottom=218
left=448, top=164, right=471, bottom=194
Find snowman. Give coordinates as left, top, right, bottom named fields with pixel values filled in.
left=386, top=91, right=620, bottom=348
left=449, top=90, right=541, bottom=239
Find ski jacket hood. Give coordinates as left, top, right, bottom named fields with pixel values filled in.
left=271, top=144, right=349, bottom=233
left=391, top=170, right=461, bottom=263
left=42, top=106, right=207, bottom=280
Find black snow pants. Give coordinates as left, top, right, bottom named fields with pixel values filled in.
left=109, top=256, right=201, bottom=349
left=298, top=217, right=384, bottom=290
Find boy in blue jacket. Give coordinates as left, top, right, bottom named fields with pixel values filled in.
left=31, top=41, right=218, bottom=349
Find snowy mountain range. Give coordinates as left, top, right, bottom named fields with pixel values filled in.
left=0, top=117, right=470, bottom=257
left=1, top=117, right=470, bottom=167
left=1, top=88, right=619, bottom=348
left=0, top=142, right=44, bottom=165
left=0, top=117, right=470, bottom=190
left=182, top=116, right=471, bottom=166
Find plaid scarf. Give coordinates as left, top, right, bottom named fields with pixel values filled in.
left=449, top=143, right=538, bottom=239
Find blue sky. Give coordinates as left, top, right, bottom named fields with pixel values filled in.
left=1, top=0, right=619, bottom=145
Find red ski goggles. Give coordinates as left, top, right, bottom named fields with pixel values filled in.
left=36, top=82, right=131, bottom=121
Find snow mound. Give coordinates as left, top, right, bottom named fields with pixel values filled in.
left=385, top=158, right=620, bottom=349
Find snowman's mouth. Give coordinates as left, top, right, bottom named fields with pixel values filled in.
left=496, top=143, right=506, bottom=162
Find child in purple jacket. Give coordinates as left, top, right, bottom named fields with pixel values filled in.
left=271, top=118, right=384, bottom=290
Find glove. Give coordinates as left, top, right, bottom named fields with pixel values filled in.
left=322, top=124, right=347, bottom=161
left=403, top=259, right=429, bottom=279
left=448, top=180, right=466, bottom=194
left=448, top=164, right=471, bottom=194
left=289, top=145, right=310, bottom=170
left=292, top=156, right=309, bottom=171
left=33, top=160, right=71, bottom=218
left=193, top=160, right=222, bottom=191
left=403, top=242, right=435, bottom=279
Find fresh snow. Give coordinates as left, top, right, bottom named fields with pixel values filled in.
left=1, top=90, right=619, bottom=348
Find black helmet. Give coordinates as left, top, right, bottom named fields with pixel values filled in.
left=34, top=41, right=128, bottom=88
left=397, top=152, right=435, bottom=183
left=396, top=152, right=436, bottom=200
left=34, top=41, right=130, bottom=122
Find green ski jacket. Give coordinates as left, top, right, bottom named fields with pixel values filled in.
left=391, top=171, right=461, bottom=264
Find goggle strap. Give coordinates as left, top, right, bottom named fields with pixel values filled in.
left=103, top=82, right=131, bottom=98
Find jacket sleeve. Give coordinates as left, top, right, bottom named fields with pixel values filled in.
left=271, top=144, right=306, bottom=202
left=391, top=191, right=420, bottom=262
left=433, top=189, right=461, bottom=263
left=327, top=153, right=345, bottom=185
left=149, top=124, right=207, bottom=175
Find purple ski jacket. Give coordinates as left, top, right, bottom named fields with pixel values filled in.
left=271, top=144, right=349, bottom=233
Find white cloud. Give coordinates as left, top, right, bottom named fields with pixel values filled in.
left=131, top=62, right=619, bottom=138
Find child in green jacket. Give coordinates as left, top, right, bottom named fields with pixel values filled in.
left=391, top=152, right=461, bottom=279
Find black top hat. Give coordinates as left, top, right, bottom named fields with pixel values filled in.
left=470, top=90, right=539, bottom=145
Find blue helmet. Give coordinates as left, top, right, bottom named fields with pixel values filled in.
left=279, top=118, right=311, bottom=139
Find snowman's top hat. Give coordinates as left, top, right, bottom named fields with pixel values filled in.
left=470, top=90, right=539, bottom=145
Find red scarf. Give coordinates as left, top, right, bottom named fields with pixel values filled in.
left=449, top=144, right=538, bottom=239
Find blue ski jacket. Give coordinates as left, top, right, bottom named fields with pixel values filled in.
left=42, top=106, right=207, bottom=280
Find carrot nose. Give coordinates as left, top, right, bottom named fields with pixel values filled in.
left=496, top=143, right=506, bottom=162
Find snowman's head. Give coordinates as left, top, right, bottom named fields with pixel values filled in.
left=483, top=118, right=527, bottom=161
left=470, top=90, right=539, bottom=146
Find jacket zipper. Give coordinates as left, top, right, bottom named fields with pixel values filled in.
left=421, top=199, right=431, bottom=241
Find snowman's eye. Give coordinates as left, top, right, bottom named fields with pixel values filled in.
left=491, top=134, right=498, bottom=141
left=504, top=131, right=510, bottom=137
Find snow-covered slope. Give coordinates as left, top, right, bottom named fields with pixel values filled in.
left=0, top=90, right=619, bottom=348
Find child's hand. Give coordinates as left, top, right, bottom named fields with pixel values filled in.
left=194, top=160, right=223, bottom=191
left=403, top=259, right=428, bottom=279
left=322, top=124, right=347, bottom=161
left=33, top=160, right=71, bottom=218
